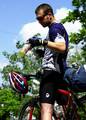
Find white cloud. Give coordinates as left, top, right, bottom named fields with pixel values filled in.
left=19, top=8, right=82, bottom=41
left=64, top=21, right=82, bottom=34
left=20, top=21, right=48, bottom=41
left=54, top=8, right=82, bottom=34
left=55, top=8, right=71, bottom=22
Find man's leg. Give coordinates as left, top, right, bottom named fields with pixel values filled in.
left=41, top=103, right=53, bottom=120
left=39, top=70, right=57, bottom=120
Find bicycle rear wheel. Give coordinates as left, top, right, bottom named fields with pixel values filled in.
left=18, top=98, right=40, bottom=120
left=54, top=104, right=79, bottom=120
left=56, top=99, right=80, bottom=120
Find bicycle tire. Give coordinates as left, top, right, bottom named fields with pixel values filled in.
left=65, top=103, right=80, bottom=120
left=59, top=98, right=80, bottom=120
left=18, top=97, right=40, bottom=120
left=63, top=94, right=86, bottom=120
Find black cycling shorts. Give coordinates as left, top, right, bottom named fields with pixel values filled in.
left=39, top=70, right=65, bottom=104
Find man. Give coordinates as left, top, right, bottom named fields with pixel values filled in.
left=20, top=3, right=69, bottom=120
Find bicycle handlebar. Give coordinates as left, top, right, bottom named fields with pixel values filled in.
left=21, top=71, right=42, bottom=81
left=23, top=74, right=37, bottom=79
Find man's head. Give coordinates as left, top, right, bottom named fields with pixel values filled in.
left=35, top=3, right=54, bottom=27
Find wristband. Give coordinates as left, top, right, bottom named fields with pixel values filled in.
left=43, top=39, right=48, bottom=46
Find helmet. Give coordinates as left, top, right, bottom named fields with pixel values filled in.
left=9, top=72, right=28, bottom=94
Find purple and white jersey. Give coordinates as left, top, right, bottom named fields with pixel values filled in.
left=42, top=22, right=69, bottom=73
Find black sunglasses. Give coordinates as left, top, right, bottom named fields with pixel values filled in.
left=36, top=13, right=48, bottom=21
left=36, top=15, right=45, bottom=21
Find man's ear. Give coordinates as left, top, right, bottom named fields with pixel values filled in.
left=46, top=15, right=50, bottom=19
left=46, top=14, right=52, bottom=20
left=47, top=12, right=52, bottom=20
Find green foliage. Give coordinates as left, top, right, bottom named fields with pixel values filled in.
left=81, top=44, right=86, bottom=61
left=62, top=1, right=86, bottom=117
left=0, top=36, right=42, bottom=118
left=68, top=51, right=85, bottom=66
left=69, top=28, right=86, bottom=44
left=16, top=41, right=24, bottom=49
left=78, top=101, right=86, bottom=119
left=62, top=0, right=86, bottom=64
left=62, top=0, right=86, bottom=26
left=1, top=49, right=41, bottom=81
left=0, top=88, right=21, bottom=118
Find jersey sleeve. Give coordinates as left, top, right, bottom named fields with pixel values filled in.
left=49, top=23, right=68, bottom=48
left=54, top=33, right=65, bottom=43
left=49, top=24, right=64, bottom=41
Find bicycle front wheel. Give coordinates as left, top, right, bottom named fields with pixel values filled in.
left=18, top=100, right=61, bottom=120
left=18, top=99, right=40, bottom=120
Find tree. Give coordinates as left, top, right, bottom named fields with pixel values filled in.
left=62, top=0, right=86, bottom=63
left=0, top=35, right=42, bottom=118
left=0, top=88, right=21, bottom=119
left=1, top=41, right=42, bottom=82
left=62, top=1, right=86, bottom=118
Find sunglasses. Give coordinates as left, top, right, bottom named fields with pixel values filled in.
left=36, top=14, right=47, bottom=21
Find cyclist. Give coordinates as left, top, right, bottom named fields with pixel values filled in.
left=20, top=3, right=69, bottom=120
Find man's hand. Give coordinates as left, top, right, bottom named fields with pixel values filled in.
left=28, top=36, right=48, bottom=47
left=29, top=37, right=42, bottom=47
left=17, top=51, right=25, bottom=58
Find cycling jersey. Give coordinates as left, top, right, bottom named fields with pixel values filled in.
left=42, top=22, right=69, bottom=74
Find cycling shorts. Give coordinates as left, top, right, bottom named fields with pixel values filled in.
left=39, top=70, right=67, bottom=104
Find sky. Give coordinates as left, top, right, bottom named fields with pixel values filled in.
left=0, top=0, right=82, bottom=86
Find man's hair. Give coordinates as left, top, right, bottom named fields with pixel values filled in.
left=35, top=3, right=54, bottom=16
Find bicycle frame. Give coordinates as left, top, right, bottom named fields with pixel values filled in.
left=10, top=72, right=86, bottom=120
left=56, top=89, right=80, bottom=120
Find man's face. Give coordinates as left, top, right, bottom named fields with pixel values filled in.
left=36, top=9, right=51, bottom=27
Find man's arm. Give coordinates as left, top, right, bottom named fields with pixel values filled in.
left=19, top=44, right=32, bottom=56
left=46, top=41, right=66, bottom=53
left=46, top=32, right=66, bottom=53
left=19, top=32, right=66, bottom=54
left=21, top=38, right=66, bottom=54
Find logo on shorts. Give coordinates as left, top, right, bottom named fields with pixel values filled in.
left=46, top=93, right=50, bottom=98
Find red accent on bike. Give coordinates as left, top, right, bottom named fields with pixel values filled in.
left=57, top=89, right=71, bottom=96
left=29, top=107, right=34, bottom=120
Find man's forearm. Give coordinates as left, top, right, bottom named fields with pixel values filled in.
left=20, top=44, right=32, bottom=54
left=47, top=41, right=66, bottom=53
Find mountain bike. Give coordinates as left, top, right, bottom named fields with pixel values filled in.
left=17, top=73, right=86, bottom=120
